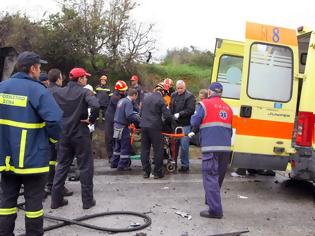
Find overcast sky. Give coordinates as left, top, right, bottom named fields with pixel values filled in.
left=2, top=0, right=315, bottom=59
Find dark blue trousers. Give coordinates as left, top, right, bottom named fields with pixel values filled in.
left=201, top=152, right=230, bottom=216
left=111, top=127, right=131, bottom=168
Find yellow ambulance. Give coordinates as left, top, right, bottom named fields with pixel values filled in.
left=211, top=22, right=315, bottom=182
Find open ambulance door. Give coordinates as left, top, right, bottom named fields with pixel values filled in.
left=229, top=22, right=299, bottom=170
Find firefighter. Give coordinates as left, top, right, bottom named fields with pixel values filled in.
left=130, top=74, right=144, bottom=110
left=111, top=88, right=141, bottom=171
left=51, top=67, right=100, bottom=210
left=163, top=78, right=175, bottom=107
left=0, top=51, right=63, bottom=236
left=105, top=80, right=128, bottom=162
left=140, top=82, right=172, bottom=179
left=95, top=75, right=112, bottom=120
left=44, top=68, right=73, bottom=197
left=190, top=82, right=233, bottom=219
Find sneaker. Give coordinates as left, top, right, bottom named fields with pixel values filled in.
left=83, top=199, right=96, bottom=210
left=200, top=210, right=222, bottom=219
left=51, top=199, right=68, bottom=209
left=143, top=172, right=150, bottom=178
left=178, top=166, right=189, bottom=173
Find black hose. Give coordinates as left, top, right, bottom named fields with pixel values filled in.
left=43, top=211, right=151, bottom=233
left=17, top=201, right=152, bottom=235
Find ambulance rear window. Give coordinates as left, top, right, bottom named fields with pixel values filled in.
left=247, top=43, right=293, bottom=102
left=217, top=55, right=243, bottom=99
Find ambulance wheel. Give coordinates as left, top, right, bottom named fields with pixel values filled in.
left=166, top=162, right=176, bottom=173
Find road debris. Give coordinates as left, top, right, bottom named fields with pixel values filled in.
left=175, top=211, right=192, bottom=220
left=238, top=195, right=248, bottom=199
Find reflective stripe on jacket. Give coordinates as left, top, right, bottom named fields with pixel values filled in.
left=191, top=96, right=232, bottom=153
left=0, top=72, right=63, bottom=174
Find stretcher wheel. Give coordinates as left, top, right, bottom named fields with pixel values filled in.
left=166, top=162, right=176, bottom=173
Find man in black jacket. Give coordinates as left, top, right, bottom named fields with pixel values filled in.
left=170, top=80, right=195, bottom=172
left=51, top=67, right=100, bottom=210
left=140, top=82, right=172, bottom=179
left=44, top=68, right=73, bottom=197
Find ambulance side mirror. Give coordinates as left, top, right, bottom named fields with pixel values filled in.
left=240, top=105, right=252, bottom=118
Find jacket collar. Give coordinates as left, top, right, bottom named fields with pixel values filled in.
left=11, top=72, right=44, bottom=87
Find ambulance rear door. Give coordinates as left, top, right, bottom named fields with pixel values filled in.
left=231, top=22, right=299, bottom=170
left=210, top=38, right=244, bottom=149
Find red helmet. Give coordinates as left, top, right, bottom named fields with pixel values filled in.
left=156, top=82, right=169, bottom=92
left=115, top=80, right=128, bottom=91
left=130, top=75, right=139, bottom=81
left=163, top=78, right=174, bottom=87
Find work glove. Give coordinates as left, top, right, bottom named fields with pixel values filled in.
left=174, top=113, right=180, bottom=120
left=88, top=124, right=95, bottom=133
left=188, top=132, right=195, bottom=138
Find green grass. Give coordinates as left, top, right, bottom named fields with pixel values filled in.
left=140, top=63, right=212, bottom=95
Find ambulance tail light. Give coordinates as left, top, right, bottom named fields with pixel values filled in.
left=295, top=111, right=314, bottom=147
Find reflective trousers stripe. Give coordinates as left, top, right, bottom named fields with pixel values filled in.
left=49, top=138, right=58, bottom=144
left=49, top=161, right=57, bottom=166
left=19, top=130, right=27, bottom=168
left=0, top=165, right=49, bottom=174
left=0, top=119, right=45, bottom=129
left=120, top=155, right=130, bottom=159
left=200, top=122, right=232, bottom=129
left=25, top=209, right=44, bottom=218
left=201, top=146, right=231, bottom=152
left=0, top=207, right=17, bottom=215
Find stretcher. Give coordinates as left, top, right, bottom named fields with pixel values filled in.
left=130, top=125, right=185, bottom=174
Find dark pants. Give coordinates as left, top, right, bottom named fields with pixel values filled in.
left=0, top=173, right=47, bottom=236
left=104, top=120, right=114, bottom=160
left=46, top=143, right=57, bottom=191
left=111, top=127, right=131, bottom=169
left=141, top=127, right=163, bottom=175
left=51, top=135, right=94, bottom=206
left=202, top=152, right=230, bottom=216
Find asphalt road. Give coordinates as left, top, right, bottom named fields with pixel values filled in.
left=14, top=159, right=315, bottom=236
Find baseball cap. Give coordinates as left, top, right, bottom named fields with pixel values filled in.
left=39, top=73, right=48, bottom=82
left=208, top=82, right=223, bottom=93
left=17, top=51, right=47, bottom=67
left=69, top=68, right=91, bottom=79
left=130, top=75, right=139, bottom=81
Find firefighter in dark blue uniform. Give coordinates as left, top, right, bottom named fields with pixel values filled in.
left=105, top=80, right=128, bottom=162
left=140, top=82, right=172, bottom=179
left=190, top=82, right=233, bottom=219
left=95, top=75, right=112, bottom=120
left=0, top=51, right=63, bottom=236
left=111, top=88, right=141, bottom=171
left=51, top=67, right=100, bottom=210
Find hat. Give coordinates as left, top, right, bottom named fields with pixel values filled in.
left=39, top=73, right=48, bottom=82
left=208, top=82, right=223, bottom=93
left=69, top=68, right=91, bottom=79
left=130, top=75, right=139, bottom=81
left=17, top=51, right=47, bottom=67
